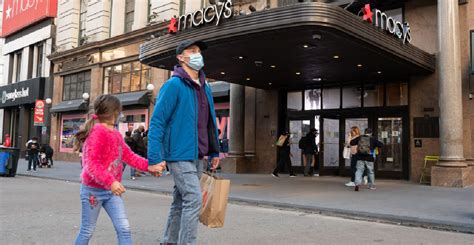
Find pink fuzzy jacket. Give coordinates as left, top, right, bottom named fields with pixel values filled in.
left=81, top=123, right=148, bottom=190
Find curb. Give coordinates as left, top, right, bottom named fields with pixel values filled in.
left=17, top=174, right=474, bottom=234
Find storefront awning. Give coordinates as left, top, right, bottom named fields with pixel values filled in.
left=50, top=99, right=88, bottom=113
left=140, top=3, right=435, bottom=89
left=114, top=91, right=150, bottom=106
left=210, top=82, right=230, bottom=97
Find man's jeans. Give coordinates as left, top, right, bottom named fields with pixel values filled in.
left=355, top=160, right=375, bottom=186
left=162, top=160, right=203, bottom=245
left=303, top=154, right=313, bottom=176
left=75, top=185, right=132, bottom=245
left=28, top=153, right=38, bottom=170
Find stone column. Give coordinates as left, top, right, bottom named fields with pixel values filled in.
left=244, top=87, right=256, bottom=157
left=132, top=0, right=149, bottom=31
left=110, top=0, right=125, bottom=37
left=228, top=84, right=245, bottom=157
left=436, top=0, right=466, bottom=167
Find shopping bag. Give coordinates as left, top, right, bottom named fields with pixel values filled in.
left=199, top=172, right=230, bottom=228
left=343, top=146, right=351, bottom=160
left=276, top=135, right=288, bottom=147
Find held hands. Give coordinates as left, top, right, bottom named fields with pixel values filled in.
left=111, top=181, right=126, bottom=196
left=148, top=162, right=166, bottom=177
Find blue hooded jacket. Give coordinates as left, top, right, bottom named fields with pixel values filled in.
left=148, top=66, right=220, bottom=165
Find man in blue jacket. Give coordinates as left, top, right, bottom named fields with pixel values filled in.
left=148, top=40, right=220, bottom=245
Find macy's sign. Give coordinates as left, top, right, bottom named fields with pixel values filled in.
left=362, top=4, right=411, bottom=44
left=168, top=0, right=233, bottom=33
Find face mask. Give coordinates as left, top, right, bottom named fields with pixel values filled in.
left=184, top=53, right=205, bottom=71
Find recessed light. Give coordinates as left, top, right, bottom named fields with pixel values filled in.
left=313, top=78, right=322, bottom=81
left=377, top=71, right=382, bottom=74
left=238, top=56, right=244, bottom=60
left=296, top=72, right=301, bottom=75
left=270, top=65, right=276, bottom=68
left=268, top=82, right=272, bottom=86
left=246, top=78, right=251, bottom=81
left=220, top=72, right=226, bottom=75
left=333, top=55, right=339, bottom=59
left=357, top=64, right=363, bottom=68
left=303, top=44, right=309, bottom=48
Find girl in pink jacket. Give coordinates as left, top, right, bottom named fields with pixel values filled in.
left=73, top=94, right=161, bottom=245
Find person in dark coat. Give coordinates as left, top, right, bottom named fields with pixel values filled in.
left=302, top=128, right=318, bottom=177
left=123, top=131, right=138, bottom=179
left=272, top=132, right=296, bottom=177
left=40, top=144, right=54, bottom=167
left=26, top=137, right=40, bottom=171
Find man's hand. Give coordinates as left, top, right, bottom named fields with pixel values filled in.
left=111, top=181, right=126, bottom=196
left=210, top=157, right=220, bottom=170
left=148, top=161, right=166, bottom=177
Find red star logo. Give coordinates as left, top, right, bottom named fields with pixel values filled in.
left=362, top=4, right=373, bottom=23
left=168, top=17, right=178, bottom=34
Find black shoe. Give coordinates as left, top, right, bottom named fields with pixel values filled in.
left=271, top=173, right=279, bottom=178
left=355, top=185, right=359, bottom=192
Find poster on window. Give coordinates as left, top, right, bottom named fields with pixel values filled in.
left=61, top=118, right=86, bottom=152
left=34, top=100, right=45, bottom=126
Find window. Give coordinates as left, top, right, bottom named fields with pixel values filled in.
left=387, top=83, right=408, bottom=106
left=364, top=83, right=384, bottom=107
left=342, top=85, right=361, bottom=108
left=15, top=51, right=22, bottom=82
left=60, top=116, right=86, bottom=152
left=62, top=71, right=91, bottom=101
left=104, top=61, right=150, bottom=94
left=287, top=91, right=302, bottom=111
left=414, top=117, right=439, bottom=138
left=36, top=43, right=44, bottom=78
left=117, top=109, right=148, bottom=139
left=79, top=0, right=87, bottom=45
left=125, top=0, right=135, bottom=33
left=304, top=89, right=321, bottom=110
left=323, top=87, right=340, bottom=109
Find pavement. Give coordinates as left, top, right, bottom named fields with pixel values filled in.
left=14, top=159, right=474, bottom=234
left=2, top=177, right=473, bottom=245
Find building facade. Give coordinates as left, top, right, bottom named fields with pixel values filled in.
left=0, top=0, right=57, bottom=155
left=140, top=0, right=474, bottom=186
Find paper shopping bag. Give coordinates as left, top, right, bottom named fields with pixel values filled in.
left=199, top=172, right=230, bottom=228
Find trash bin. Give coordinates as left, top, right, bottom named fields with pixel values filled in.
left=0, top=147, right=21, bottom=177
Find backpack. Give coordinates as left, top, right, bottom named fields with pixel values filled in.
left=298, top=136, right=307, bottom=150
left=357, top=136, right=371, bottom=155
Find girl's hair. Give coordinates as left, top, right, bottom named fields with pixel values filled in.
left=74, top=95, right=122, bottom=151
left=350, top=126, right=361, bottom=137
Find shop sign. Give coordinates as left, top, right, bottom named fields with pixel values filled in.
left=168, top=0, right=233, bottom=34
left=362, top=4, right=411, bottom=44
left=0, top=78, right=44, bottom=108
left=34, top=99, right=45, bottom=126
left=2, top=87, right=29, bottom=104
left=1, top=0, right=58, bottom=37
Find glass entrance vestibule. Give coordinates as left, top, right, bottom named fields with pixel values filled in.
left=282, top=82, right=410, bottom=179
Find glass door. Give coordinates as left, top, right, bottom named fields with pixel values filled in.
left=377, top=117, right=403, bottom=172
left=289, top=120, right=311, bottom=167
left=321, top=118, right=340, bottom=169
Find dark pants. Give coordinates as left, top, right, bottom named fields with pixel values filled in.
left=48, top=156, right=53, bottom=166
left=350, top=156, right=367, bottom=182
left=28, top=153, right=39, bottom=170
left=273, top=155, right=295, bottom=176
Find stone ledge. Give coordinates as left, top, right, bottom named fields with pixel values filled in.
left=431, top=165, right=474, bottom=188
left=221, top=156, right=255, bottom=173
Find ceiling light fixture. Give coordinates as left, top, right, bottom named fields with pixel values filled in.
left=313, top=78, right=322, bottom=81
left=333, top=55, right=339, bottom=59
left=303, top=44, right=309, bottom=48
left=238, top=56, right=244, bottom=60
left=220, top=72, right=226, bottom=75
left=268, top=82, right=272, bottom=85
left=377, top=71, right=382, bottom=74
left=270, top=65, right=276, bottom=68
left=296, top=72, right=301, bottom=75
left=357, top=64, right=363, bottom=68
left=246, top=78, right=251, bottom=81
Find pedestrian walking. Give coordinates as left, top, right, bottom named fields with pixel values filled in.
left=26, top=137, right=40, bottom=171
left=73, top=94, right=164, bottom=245
left=123, top=131, right=138, bottom=180
left=350, top=128, right=383, bottom=191
left=272, top=132, right=296, bottom=177
left=302, top=128, right=318, bottom=177
left=345, top=126, right=360, bottom=187
left=148, top=40, right=221, bottom=245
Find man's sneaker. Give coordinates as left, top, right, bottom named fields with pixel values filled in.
left=313, top=173, right=319, bottom=177
left=369, top=186, right=377, bottom=190
left=271, top=173, right=279, bottom=178
left=131, top=177, right=136, bottom=180
left=363, top=176, right=368, bottom=185
left=289, top=174, right=296, bottom=177
left=345, top=181, right=355, bottom=187
left=355, top=185, right=359, bottom=191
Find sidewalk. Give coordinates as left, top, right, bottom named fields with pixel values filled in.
left=15, top=159, right=474, bottom=234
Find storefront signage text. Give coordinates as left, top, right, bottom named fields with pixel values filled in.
left=34, top=99, right=45, bottom=126
left=1, top=0, right=58, bottom=37
left=1, top=87, right=29, bottom=104
left=362, top=4, right=411, bottom=44
left=168, top=0, right=233, bottom=34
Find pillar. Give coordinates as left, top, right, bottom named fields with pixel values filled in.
left=244, top=87, right=256, bottom=157
left=110, top=0, right=125, bottom=37
left=228, top=84, right=245, bottom=157
left=437, top=0, right=466, bottom=166
left=133, top=0, right=149, bottom=31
